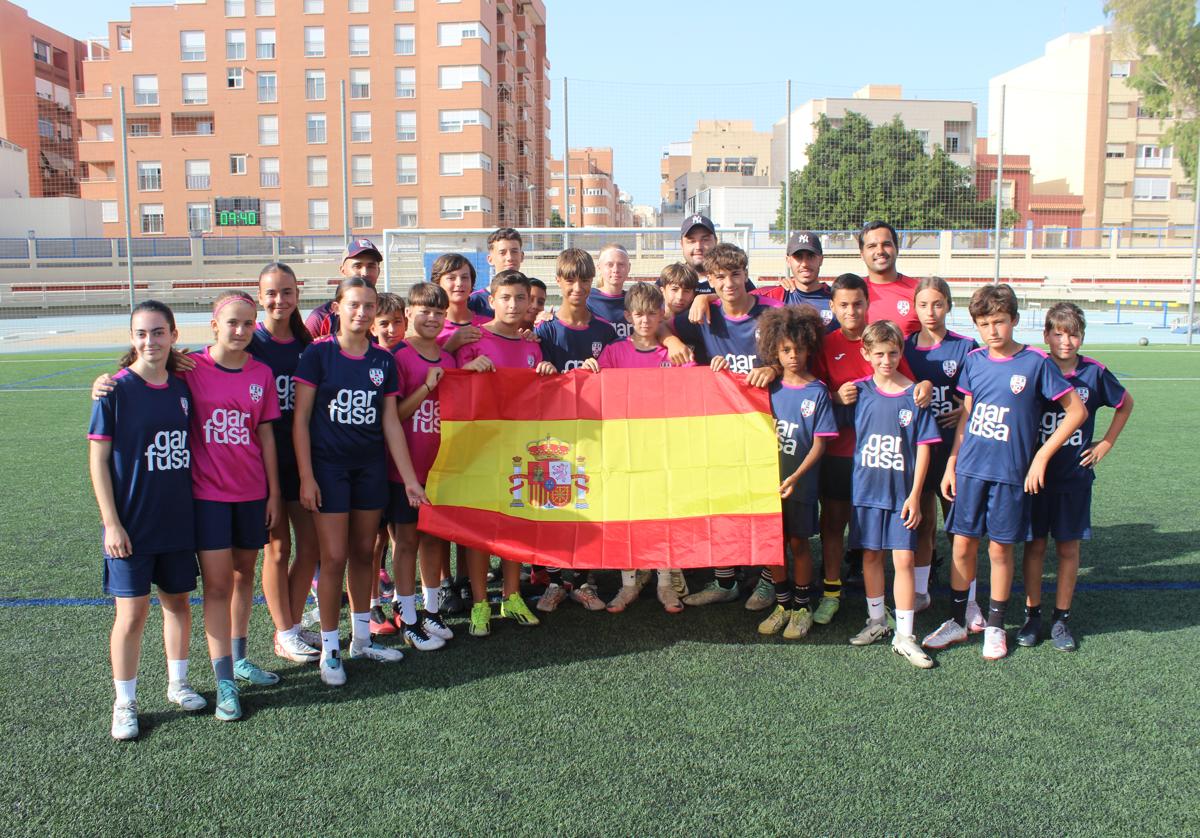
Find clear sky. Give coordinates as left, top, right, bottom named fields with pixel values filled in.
left=24, top=0, right=1111, bottom=208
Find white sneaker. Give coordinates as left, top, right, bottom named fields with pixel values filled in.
left=913, top=592, right=932, bottom=613
left=420, top=611, right=454, bottom=641
left=537, top=582, right=568, bottom=613
left=301, top=606, right=321, bottom=630
left=744, top=577, right=776, bottom=611
left=922, top=619, right=968, bottom=650
left=570, top=583, right=606, bottom=611
left=400, top=621, right=446, bottom=652
left=320, top=655, right=346, bottom=686
left=892, top=634, right=935, bottom=669
left=274, top=632, right=320, bottom=663
left=982, top=626, right=1008, bottom=660
left=166, top=681, right=208, bottom=711
left=965, top=599, right=986, bottom=634
left=111, top=700, right=139, bottom=741
left=606, top=585, right=641, bottom=613
left=348, top=641, right=404, bottom=662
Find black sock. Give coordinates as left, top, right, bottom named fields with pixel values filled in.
left=1052, top=607, right=1070, bottom=622
left=951, top=589, right=969, bottom=627
left=774, top=579, right=792, bottom=607
left=792, top=584, right=812, bottom=610
left=822, top=578, right=842, bottom=599
left=1025, top=605, right=1041, bottom=620
left=548, top=569, right=563, bottom=586
left=714, top=567, right=736, bottom=589
left=761, top=567, right=775, bottom=584
left=987, top=598, right=1007, bottom=629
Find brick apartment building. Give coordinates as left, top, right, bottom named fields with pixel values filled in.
left=548, top=146, right=633, bottom=227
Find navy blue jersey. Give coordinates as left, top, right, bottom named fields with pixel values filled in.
left=586, top=289, right=631, bottom=340
left=695, top=276, right=756, bottom=296
left=87, top=369, right=195, bottom=553
left=294, top=336, right=400, bottom=467
left=249, top=325, right=305, bottom=465
left=785, top=286, right=838, bottom=332
left=467, top=289, right=494, bottom=318
left=903, top=331, right=978, bottom=445
left=770, top=379, right=839, bottom=505
left=534, top=316, right=619, bottom=372
left=1038, top=356, right=1127, bottom=489
left=672, top=297, right=783, bottom=373
left=851, top=379, right=941, bottom=512
left=955, top=346, right=1074, bottom=486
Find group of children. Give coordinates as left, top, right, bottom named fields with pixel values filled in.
left=89, top=224, right=1132, bottom=740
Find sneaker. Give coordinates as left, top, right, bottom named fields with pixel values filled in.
left=892, top=634, right=935, bottom=669
left=233, top=658, right=280, bottom=686
left=214, top=679, right=241, bottom=721
left=965, top=599, right=986, bottom=634
left=297, top=628, right=321, bottom=648
left=913, top=592, right=932, bottom=613
left=420, top=610, right=454, bottom=641
left=469, top=601, right=491, bottom=637
left=849, top=616, right=893, bottom=646
left=441, top=585, right=465, bottom=616
left=320, top=654, right=346, bottom=687
left=401, top=620, right=446, bottom=651
left=300, top=606, right=321, bottom=630
left=922, top=619, right=968, bottom=650
left=501, top=592, right=541, bottom=626
left=457, top=581, right=474, bottom=607
left=370, top=605, right=397, bottom=637
left=111, top=700, right=139, bottom=741
left=744, top=577, right=776, bottom=611
left=982, top=626, right=1008, bottom=660
left=606, top=585, right=641, bottom=613
left=812, top=595, right=841, bottom=625
left=570, top=583, right=606, bottom=611
left=166, top=681, right=208, bottom=712
left=349, top=641, right=404, bottom=662
left=757, top=604, right=789, bottom=636
left=537, top=582, right=568, bottom=613
left=669, top=569, right=689, bottom=598
left=274, top=632, right=321, bottom=663
left=378, top=569, right=395, bottom=600
left=681, top=580, right=739, bottom=607
left=783, top=607, right=814, bottom=640
left=1051, top=619, right=1077, bottom=652
left=1017, top=612, right=1042, bottom=647
left=656, top=584, right=684, bottom=614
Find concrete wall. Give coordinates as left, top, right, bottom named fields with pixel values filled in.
left=0, top=197, right=103, bottom=236
left=0, top=141, right=30, bottom=197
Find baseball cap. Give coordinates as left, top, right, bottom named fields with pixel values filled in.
left=786, top=231, right=822, bottom=256
left=341, top=237, right=382, bottom=264
left=680, top=213, right=715, bottom=237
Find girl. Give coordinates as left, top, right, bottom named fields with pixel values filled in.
left=902, top=277, right=982, bottom=630
left=89, top=301, right=204, bottom=740
left=432, top=253, right=488, bottom=353
left=292, top=277, right=429, bottom=687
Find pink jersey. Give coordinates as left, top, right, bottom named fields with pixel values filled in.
left=597, top=338, right=695, bottom=369
left=436, top=314, right=490, bottom=348
left=455, top=327, right=542, bottom=370
left=390, top=343, right=457, bottom=483
left=183, top=347, right=280, bottom=503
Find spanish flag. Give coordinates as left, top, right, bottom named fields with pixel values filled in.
left=418, top=367, right=783, bottom=569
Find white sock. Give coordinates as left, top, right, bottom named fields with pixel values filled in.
left=167, top=659, right=188, bottom=685
left=321, top=629, right=340, bottom=658
left=278, top=624, right=299, bottom=640
left=896, top=609, right=915, bottom=638
left=351, top=611, right=371, bottom=648
left=399, top=595, right=418, bottom=626
left=968, top=578, right=978, bottom=603
left=867, top=595, right=886, bottom=622
left=914, top=565, right=931, bottom=596
left=422, top=586, right=440, bottom=614
left=392, top=591, right=401, bottom=604
left=114, top=677, right=137, bottom=704
left=621, top=570, right=636, bottom=587
left=370, top=597, right=380, bottom=608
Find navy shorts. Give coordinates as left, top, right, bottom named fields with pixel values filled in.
left=1028, top=484, right=1092, bottom=542
left=850, top=506, right=918, bottom=552
left=945, top=475, right=1030, bottom=545
left=783, top=500, right=818, bottom=539
left=923, top=442, right=951, bottom=494
left=104, top=549, right=198, bottom=598
left=278, top=457, right=301, bottom=504
left=818, top=456, right=854, bottom=503
left=385, top=481, right=419, bottom=525
left=313, top=458, right=387, bottom=514
left=195, top=498, right=268, bottom=552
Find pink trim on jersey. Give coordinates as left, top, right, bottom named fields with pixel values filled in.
left=1049, top=386, right=1074, bottom=402
left=815, top=431, right=840, bottom=437
left=144, top=379, right=169, bottom=390
left=293, top=375, right=316, bottom=388
left=1113, top=391, right=1128, bottom=410
left=87, top=433, right=112, bottom=440
left=340, top=349, right=365, bottom=360
left=592, top=289, right=623, bottom=300
left=1079, top=354, right=1106, bottom=371
left=779, top=379, right=819, bottom=390
left=258, top=324, right=296, bottom=344
left=556, top=316, right=600, bottom=331
left=917, top=436, right=942, bottom=445
left=947, top=331, right=972, bottom=340
left=1026, top=346, right=1050, bottom=357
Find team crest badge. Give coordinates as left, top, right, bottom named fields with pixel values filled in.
left=942, top=360, right=958, bottom=377
left=526, top=355, right=536, bottom=368
left=898, top=408, right=913, bottom=427
left=1010, top=374, right=1027, bottom=394
left=897, top=300, right=911, bottom=316
left=180, top=397, right=189, bottom=416
left=591, top=341, right=603, bottom=358
left=368, top=368, right=384, bottom=387
left=1076, top=386, right=1090, bottom=404
left=249, top=384, right=263, bottom=403
left=820, top=309, right=833, bottom=324
left=800, top=399, right=816, bottom=418
left=508, top=436, right=591, bottom=510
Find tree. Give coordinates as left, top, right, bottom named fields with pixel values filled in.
left=1106, top=0, right=1200, bottom=183
left=775, top=112, right=1011, bottom=232
left=549, top=209, right=565, bottom=228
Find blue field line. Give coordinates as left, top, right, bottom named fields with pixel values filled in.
left=0, top=361, right=110, bottom=389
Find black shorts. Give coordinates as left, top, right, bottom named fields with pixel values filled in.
left=923, top=442, right=951, bottom=494
left=818, top=455, right=854, bottom=503
left=278, top=457, right=301, bottom=504
left=195, top=498, right=268, bottom=552
left=384, top=481, right=419, bottom=525
left=312, top=458, right=387, bottom=514
left=104, top=549, right=198, bottom=598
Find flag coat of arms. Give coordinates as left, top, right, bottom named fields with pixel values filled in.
left=418, top=368, right=783, bottom=569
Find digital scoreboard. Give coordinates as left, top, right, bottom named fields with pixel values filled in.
left=215, top=197, right=261, bottom=227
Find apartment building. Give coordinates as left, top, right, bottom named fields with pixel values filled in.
left=76, top=0, right=549, bottom=238
left=548, top=146, right=632, bottom=227
left=0, top=1, right=86, bottom=197
left=660, top=120, right=772, bottom=225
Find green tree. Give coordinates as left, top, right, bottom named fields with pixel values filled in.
left=549, top=209, right=565, bottom=228
left=775, top=112, right=1009, bottom=232
left=1106, top=0, right=1200, bottom=183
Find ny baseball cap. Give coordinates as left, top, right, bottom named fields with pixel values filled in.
left=680, top=213, right=715, bottom=237
left=787, top=231, right=822, bottom=256
left=342, top=237, right=382, bottom=263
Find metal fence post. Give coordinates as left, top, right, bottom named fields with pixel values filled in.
left=993, top=84, right=1005, bottom=285
left=119, top=86, right=135, bottom=311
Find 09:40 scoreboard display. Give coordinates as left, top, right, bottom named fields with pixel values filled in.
left=215, top=197, right=260, bottom=227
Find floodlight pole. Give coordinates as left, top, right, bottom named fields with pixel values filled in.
left=784, top=79, right=792, bottom=244
left=339, top=80, right=350, bottom=242
left=993, top=84, right=1006, bottom=285
left=562, top=77, right=570, bottom=250
left=118, top=86, right=134, bottom=312
left=1187, top=128, right=1199, bottom=345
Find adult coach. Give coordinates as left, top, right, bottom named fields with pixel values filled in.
left=467, top=227, right=525, bottom=318
left=858, top=220, right=920, bottom=336
left=304, top=238, right=383, bottom=338
left=756, top=231, right=836, bottom=330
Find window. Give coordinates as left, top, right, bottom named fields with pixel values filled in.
left=256, top=29, right=275, bottom=59
left=944, top=131, right=962, bottom=154
left=133, top=75, right=158, bottom=106
left=395, top=0, right=414, bottom=9
left=227, top=67, right=244, bottom=89
left=140, top=204, right=165, bottom=234
left=352, top=198, right=373, bottom=229
left=307, top=113, right=327, bottom=144
left=395, top=67, right=415, bottom=98
left=584, top=206, right=609, bottom=216
left=349, top=25, right=370, bottom=56
left=128, top=120, right=156, bottom=137
left=305, top=70, right=326, bottom=100
left=394, top=24, right=415, bottom=55
left=351, top=155, right=373, bottom=185
left=137, top=161, right=162, bottom=191
left=304, top=0, right=323, bottom=10
left=1133, top=177, right=1170, bottom=200
left=225, top=0, right=245, bottom=16
left=350, top=69, right=371, bottom=99
left=187, top=203, right=212, bottom=234
left=438, top=22, right=490, bottom=46
left=396, top=154, right=417, bottom=184
left=304, top=26, right=324, bottom=56
left=395, top=111, right=416, bottom=141
left=263, top=200, right=281, bottom=231
left=397, top=197, right=417, bottom=227
left=1111, top=60, right=1131, bottom=78
left=350, top=112, right=372, bottom=142
left=260, top=157, right=279, bottom=188
left=440, top=152, right=491, bottom=175
left=100, top=201, right=118, bottom=223
left=33, top=39, right=51, bottom=63
left=255, top=0, right=275, bottom=14
left=349, top=0, right=369, bottom=10
left=1137, top=144, right=1173, bottom=169
left=439, top=65, right=490, bottom=89
left=1105, top=143, right=1126, bottom=158
left=440, top=196, right=490, bottom=219
left=307, top=156, right=328, bottom=187
left=583, top=187, right=607, bottom=197
left=179, top=74, right=206, bottom=105
left=95, top=122, right=115, bottom=141
left=991, top=178, right=1015, bottom=210
left=257, top=72, right=277, bottom=103
left=180, top=31, right=206, bottom=61
left=1104, top=183, right=1125, bottom=199
left=309, top=199, right=330, bottom=230
left=258, top=115, right=279, bottom=146
left=37, top=118, right=53, bottom=138
left=1107, top=102, right=1128, bottom=119
left=117, top=25, right=132, bottom=51
left=185, top=159, right=210, bottom=190
left=226, top=30, right=246, bottom=60
left=438, top=108, right=490, bottom=132
left=230, top=153, right=247, bottom=175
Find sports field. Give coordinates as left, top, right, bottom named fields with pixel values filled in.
left=2, top=346, right=1199, bottom=836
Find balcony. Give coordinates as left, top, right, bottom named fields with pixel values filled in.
left=172, top=113, right=215, bottom=136
left=261, top=172, right=280, bottom=188
left=186, top=175, right=210, bottom=189
left=126, top=118, right=162, bottom=138
left=497, top=100, right=511, bottom=126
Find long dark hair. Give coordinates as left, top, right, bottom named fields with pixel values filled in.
left=120, top=299, right=179, bottom=372
left=259, top=261, right=312, bottom=347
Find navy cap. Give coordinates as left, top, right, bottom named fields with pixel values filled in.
left=786, top=231, right=822, bottom=256
left=680, top=213, right=715, bottom=237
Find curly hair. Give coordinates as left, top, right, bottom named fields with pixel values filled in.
left=756, top=305, right=824, bottom=371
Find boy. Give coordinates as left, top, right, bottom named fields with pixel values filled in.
left=588, top=243, right=633, bottom=339
left=924, top=284, right=1087, bottom=661
left=455, top=269, right=554, bottom=636
left=306, top=238, right=383, bottom=338
left=1019, top=303, right=1133, bottom=652
left=521, top=278, right=548, bottom=331
left=468, top=227, right=525, bottom=318
left=656, top=262, right=699, bottom=318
